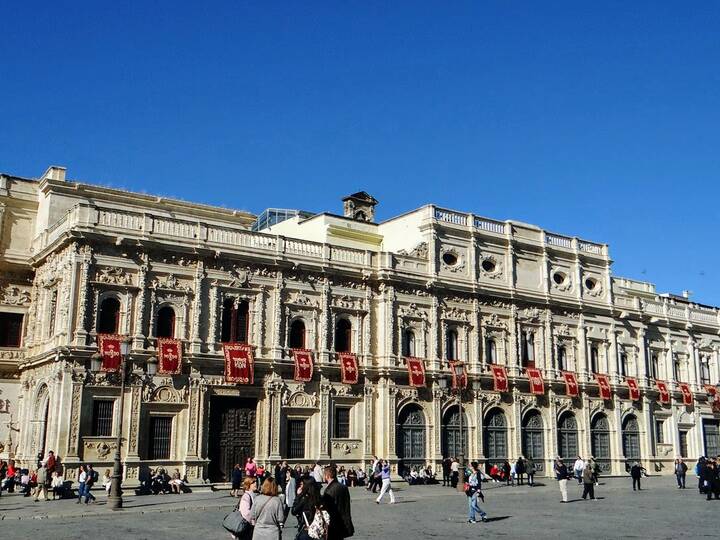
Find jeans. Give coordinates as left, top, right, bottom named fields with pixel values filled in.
left=376, top=478, right=395, bottom=503
left=467, top=492, right=487, bottom=521
left=84, top=485, right=96, bottom=503
left=632, top=477, right=641, bottom=490
left=558, top=479, right=568, bottom=502
left=676, top=473, right=686, bottom=488
left=528, top=473, right=535, bottom=486
left=77, top=482, right=86, bottom=501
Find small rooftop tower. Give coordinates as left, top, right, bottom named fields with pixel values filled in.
left=342, top=191, right=378, bottom=223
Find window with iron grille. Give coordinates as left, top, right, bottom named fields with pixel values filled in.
left=149, top=416, right=172, bottom=460
left=679, top=430, right=689, bottom=458
left=655, top=419, right=665, bottom=445
left=286, top=419, right=306, bottom=459
left=92, top=400, right=114, bottom=437
left=334, top=407, right=350, bottom=439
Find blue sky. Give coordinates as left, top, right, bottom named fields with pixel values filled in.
left=2, top=2, right=719, bottom=303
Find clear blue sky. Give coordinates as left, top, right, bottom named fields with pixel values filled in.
left=2, top=2, right=719, bottom=303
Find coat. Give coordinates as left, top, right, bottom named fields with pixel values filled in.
left=251, top=494, right=286, bottom=540
left=322, top=479, right=354, bottom=539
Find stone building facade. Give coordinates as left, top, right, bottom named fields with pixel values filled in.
left=1, top=166, right=719, bottom=483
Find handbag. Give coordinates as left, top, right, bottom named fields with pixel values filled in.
left=222, top=510, right=249, bottom=536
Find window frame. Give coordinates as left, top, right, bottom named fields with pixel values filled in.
left=0, top=312, right=24, bottom=348
left=334, top=406, right=351, bottom=439
left=148, top=415, right=173, bottom=460
left=91, top=399, right=115, bottom=437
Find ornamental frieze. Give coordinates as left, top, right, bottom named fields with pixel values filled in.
left=0, top=282, right=31, bottom=306
left=95, top=266, right=134, bottom=286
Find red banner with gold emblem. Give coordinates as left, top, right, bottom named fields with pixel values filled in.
left=491, top=364, right=508, bottom=392
left=223, top=343, right=254, bottom=384
left=339, top=352, right=359, bottom=384
left=450, top=361, right=468, bottom=389
left=562, top=371, right=579, bottom=397
left=157, top=338, right=182, bottom=375
left=406, top=357, right=426, bottom=387
left=625, top=377, right=640, bottom=401
left=595, top=373, right=612, bottom=400
left=656, top=380, right=670, bottom=404
left=678, top=382, right=693, bottom=406
left=98, top=334, right=124, bottom=372
left=292, top=349, right=314, bottom=382
left=526, top=367, right=545, bottom=395
left=706, top=385, right=720, bottom=412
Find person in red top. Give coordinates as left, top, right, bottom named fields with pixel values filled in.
left=245, top=458, right=257, bottom=478
left=45, top=451, right=56, bottom=473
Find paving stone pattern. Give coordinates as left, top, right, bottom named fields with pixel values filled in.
left=0, top=477, right=718, bottom=539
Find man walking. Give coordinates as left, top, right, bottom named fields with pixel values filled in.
left=630, top=461, right=644, bottom=491
left=375, top=460, right=395, bottom=504
left=554, top=458, right=569, bottom=503
left=442, top=457, right=452, bottom=487
left=526, top=458, right=536, bottom=487
left=675, top=458, right=687, bottom=489
left=450, top=457, right=460, bottom=489
left=573, top=456, right=585, bottom=485
left=581, top=461, right=595, bottom=500
left=323, top=466, right=355, bottom=540
left=33, top=465, right=48, bottom=502
left=84, top=465, right=97, bottom=503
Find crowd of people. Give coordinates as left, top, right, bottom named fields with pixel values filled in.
left=225, top=459, right=355, bottom=540
left=0, top=451, right=71, bottom=501
left=695, top=456, right=720, bottom=499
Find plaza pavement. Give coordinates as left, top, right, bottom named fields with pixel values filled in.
left=0, top=476, right=718, bottom=539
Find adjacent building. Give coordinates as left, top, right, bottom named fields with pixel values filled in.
left=0, top=166, right=719, bottom=483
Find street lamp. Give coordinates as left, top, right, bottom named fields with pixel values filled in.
left=91, top=338, right=132, bottom=510
left=452, top=361, right=466, bottom=493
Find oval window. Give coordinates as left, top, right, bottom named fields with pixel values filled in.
left=481, top=259, right=496, bottom=273
left=585, top=278, right=598, bottom=290
left=442, top=252, right=458, bottom=266
left=553, top=272, right=566, bottom=285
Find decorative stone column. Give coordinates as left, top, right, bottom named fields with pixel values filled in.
left=319, top=279, right=330, bottom=364
left=190, top=261, right=205, bottom=354
left=271, top=273, right=284, bottom=358
left=431, top=383, right=445, bottom=464
left=66, top=369, right=86, bottom=459
left=132, top=262, right=149, bottom=349
left=266, top=375, right=284, bottom=461
left=363, top=382, right=375, bottom=461
left=318, top=377, right=332, bottom=460
left=73, top=247, right=93, bottom=346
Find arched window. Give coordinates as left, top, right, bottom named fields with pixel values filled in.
left=590, top=345, right=599, bottom=373
left=521, top=331, right=535, bottom=368
left=441, top=405, right=468, bottom=459
left=446, top=328, right=458, bottom=361
left=396, top=405, right=427, bottom=470
left=289, top=319, right=306, bottom=349
left=221, top=299, right=249, bottom=343
left=591, top=413, right=611, bottom=471
left=402, top=328, right=416, bottom=357
left=521, top=411, right=544, bottom=466
left=156, top=306, right=176, bottom=338
left=483, top=409, right=507, bottom=469
left=485, top=338, right=497, bottom=363
left=335, top=318, right=352, bottom=353
left=557, top=345, right=567, bottom=371
left=622, top=415, right=641, bottom=461
left=98, top=297, right=121, bottom=334
left=557, top=412, right=578, bottom=460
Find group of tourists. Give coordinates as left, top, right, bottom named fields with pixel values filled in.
left=695, top=456, right=720, bottom=499
left=553, top=456, right=605, bottom=501
left=0, top=451, right=72, bottom=501
left=225, top=460, right=355, bottom=540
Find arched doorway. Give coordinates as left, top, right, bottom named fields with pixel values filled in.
left=396, top=405, right=427, bottom=472
left=622, top=415, right=641, bottom=464
left=522, top=411, right=544, bottom=472
left=591, top=413, right=611, bottom=472
left=483, top=408, right=507, bottom=470
left=557, top=412, right=578, bottom=460
left=442, top=405, right=468, bottom=459
left=33, top=384, right=50, bottom=461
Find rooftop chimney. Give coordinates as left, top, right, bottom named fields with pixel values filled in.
left=342, top=191, right=378, bottom=223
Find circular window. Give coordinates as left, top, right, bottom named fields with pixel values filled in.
left=585, top=277, right=598, bottom=290
left=442, top=252, right=458, bottom=266
left=553, top=272, right=566, bottom=285
left=481, top=259, right=496, bottom=273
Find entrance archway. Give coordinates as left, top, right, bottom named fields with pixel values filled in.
left=591, top=413, right=611, bottom=472
left=441, top=405, right=468, bottom=459
left=396, top=405, right=427, bottom=472
left=622, top=415, right=641, bottom=464
left=483, top=408, right=507, bottom=469
left=521, top=411, right=544, bottom=472
left=557, top=412, right=578, bottom=460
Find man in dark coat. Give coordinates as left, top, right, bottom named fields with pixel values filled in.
left=323, top=466, right=354, bottom=539
left=702, top=461, right=719, bottom=501
left=630, top=462, right=644, bottom=491
left=442, top=457, right=452, bottom=487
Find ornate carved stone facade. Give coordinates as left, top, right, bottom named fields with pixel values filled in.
left=0, top=167, right=719, bottom=480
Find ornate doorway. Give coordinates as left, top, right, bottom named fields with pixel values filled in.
left=521, top=411, right=544, bottom=472
left=591, top=413, right=611, bottom=472
left=396, top=405, right=427, bottom=470
left=557, top=412, right=578, bottom=460
left=208, top=397, right=257, bottom=483
left=441, top=405, right=468, bottom=459
left=483, top=408, right=507, bottom=470
left=622, top=415, right=641, bottom=464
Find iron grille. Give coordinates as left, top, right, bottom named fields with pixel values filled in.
left=92, top=400, right=114, bottom=437
left=149, top=416, right=172, bottom=459
left=287, top=419, right=306, bottom=459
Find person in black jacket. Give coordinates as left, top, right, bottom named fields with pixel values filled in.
left=630, top=462, right=645, bottom=491
left=322, top=466, right=354, bottom=540
left=702, top=461, right=719, bottom=501
left=292, top=477, right=322, bottom=537
left=442, top=457, right=452, bottom=487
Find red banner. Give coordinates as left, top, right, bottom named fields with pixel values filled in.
left=490, top=364, right=508, bottom=392
left=526, top=367, right=544, bottom=395
left=292, top=349, right=314, bottom=382
left=157, top=338, right=182, bottom=375
left=678, top=382, right=693, bottom=406
left=223, top=343, right=254, bottom=384
left=562, top=371, right=579, bottom=397
left=595, top=373, right=612, bottom=400
left=706, top=385, right=720, bottom=412
left=450, top=361, right=468, bottom=389
left=406, top=357, right=426, bottom=387
left=625, top=377, right=640, bottom=401
left=339, top=352, right=359, bottom=384
left=98, top=334, right=124, bottom=372
left=656, top=380, right=670, bottom=404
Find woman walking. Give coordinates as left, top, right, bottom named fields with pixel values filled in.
left=466, top=462, right=488, bottom=523
left=231, top=464, right=243, bottom=497
left=232, top=476, right=256, bottom=540
left=375, top=460, right=395, bottom=504
left=252, top=477, right=286, bottom=540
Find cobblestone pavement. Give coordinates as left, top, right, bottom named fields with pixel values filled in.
left=1, top=476, right=718, bottom=539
